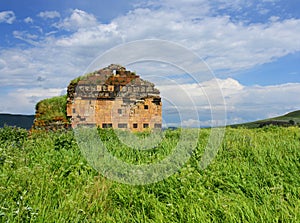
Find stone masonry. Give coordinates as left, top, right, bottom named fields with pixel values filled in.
left=67, top=64, right=162, bottom=132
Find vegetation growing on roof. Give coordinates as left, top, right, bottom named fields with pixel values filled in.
left=32, top=95, right=69, bottom=131
left=69, top=71, right=98, bottom=85
left=35, top=95, right=67, bottom=120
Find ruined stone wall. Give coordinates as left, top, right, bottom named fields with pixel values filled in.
left=127, top=97, right=162, bottom=132
left=32, top=65, right=161, bottom=132
left=67, top=64, right=162, bottom=131
left=70, top=96, right=162, bottom=131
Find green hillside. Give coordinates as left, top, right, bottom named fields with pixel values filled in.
left=230, top=110, right=300, bottom=128
left=0, top=114, right=34, bottom=130
left=279, top=110, right=300, bottom=119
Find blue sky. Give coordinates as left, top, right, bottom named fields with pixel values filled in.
left=0, top=0, right=300, bottom=126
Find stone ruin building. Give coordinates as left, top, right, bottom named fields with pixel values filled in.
left=66, top=64, right=162, bottom=132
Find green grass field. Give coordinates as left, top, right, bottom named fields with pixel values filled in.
left=1, top=126, right=300, bottom=222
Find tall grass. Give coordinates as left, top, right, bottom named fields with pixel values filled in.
left=0, top=126, right=299, bottom=222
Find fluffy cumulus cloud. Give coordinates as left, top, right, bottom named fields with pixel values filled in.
left=219, top=80, right=300, bottom=124
left=158, top=78, right=300, bottom=127
left=19, top=5, right=300, bottom=73
left=38, top=11, right=60, bottom=19
left=0, top=87, right=64, bottom=114
left=55, top=9, right=98, bottom=31
left=3, top=5, right=300, bottom=83
left=0, top=1, right=300, bottom=122
left=24, top=17, right=34, bottom=24
left=111, top=8, right=300, bottom=71
left=0, top=11, right=16, bottom=24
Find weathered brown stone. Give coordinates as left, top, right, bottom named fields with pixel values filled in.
left=68, top=64, right=162, bottom=132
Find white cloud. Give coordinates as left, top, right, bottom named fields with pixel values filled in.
left=3, top=6, right=300, bottom=84
left=55, top=9, right=98, bottom=31
left=156, top=77, right=300, bottom=126
left=0, top=88, right=64, bottom=114
left=13, top=31, right=39, bottom=45
left=137, top=0, right=211, bottom=18
left=55, top=22, right=120, bottom=47
left=268, top=16, right=280, bottom=22
left=225, top=82, right=300, bottom=124
left=49, top=5, right=300, bottom=73
left=225, top=81, right=300, bottom=124
left=1, top=3, right=300, bottom=120
left=181, top=119, right=202, bottom=128
left=38, top=11, right=60, bottom=19
left=0, top=46, right=83, bottom=88
left=0, top=11, right=16, bottom=24
left=24, top=17, right=34, bottom=23
left=114, top=9, right=300, bottom=71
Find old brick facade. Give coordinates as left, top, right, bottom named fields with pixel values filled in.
left=67, top=64, right=162, bottom=131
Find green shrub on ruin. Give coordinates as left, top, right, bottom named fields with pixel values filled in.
left=35, top=95, right=67, bottom=122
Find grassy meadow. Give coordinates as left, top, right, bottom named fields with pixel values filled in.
left=0, top=126, right=300, bottom=222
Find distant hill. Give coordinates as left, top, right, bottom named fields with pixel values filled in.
left=0, top=114, right=35, bottom=130
left=230, top=110, right=300, bottom=128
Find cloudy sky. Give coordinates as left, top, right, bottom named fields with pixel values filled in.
left=0, top=0, right=300, bottom=126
